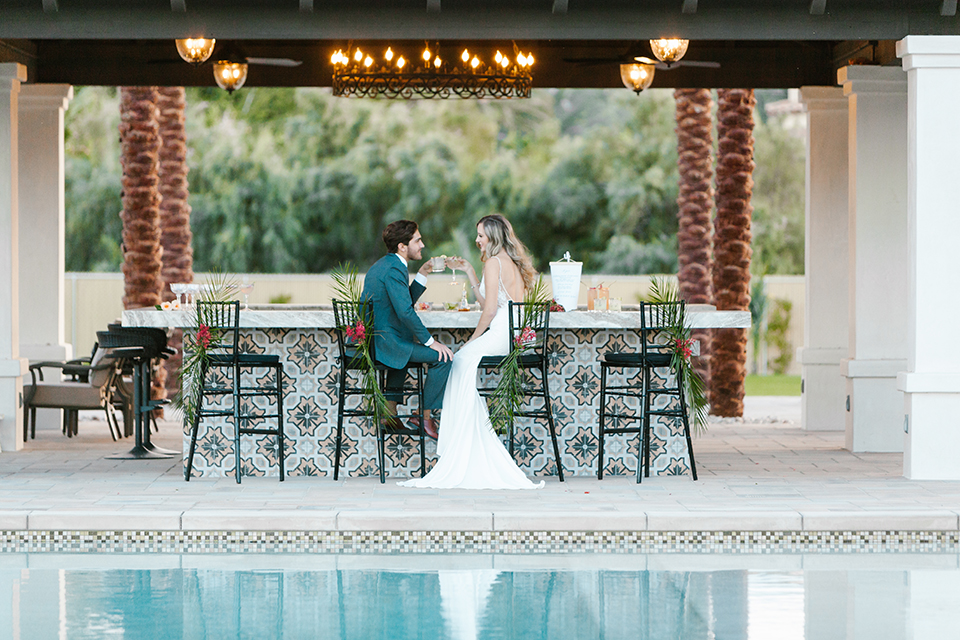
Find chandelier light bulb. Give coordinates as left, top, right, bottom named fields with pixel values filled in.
left=385, top=47, right=394, bottom=61
left=619, top=62, right=655, bottom=94
left=471, top=56, right=480, bottom=69
left=461, top=50, right=470, bottom=63
left=434, top=57, right=442, bottom=68
left=649, top=38, right=690, bottom=64
left=500, top=57, right=509, bottom=68
left=175, top=38, right=217, bottom=65
left=213, top=61, right=248, bottom=92
left=495, top=51, right=503, bottom=63
left=397, top=56, right=406, bottom=69
left=354, top=49, right=363, bottom=62
left=423, top=49, right=431, bottom=62
left=364, top=56, right=373, bottom=67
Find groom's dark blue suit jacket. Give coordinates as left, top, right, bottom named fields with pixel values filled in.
left=361, top=254, right=430, bottom=370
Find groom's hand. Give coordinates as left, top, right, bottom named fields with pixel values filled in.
left=430, top=341, right=454, bottom=362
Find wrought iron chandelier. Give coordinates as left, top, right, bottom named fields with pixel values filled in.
left=330, top=44, right=535, bottom=99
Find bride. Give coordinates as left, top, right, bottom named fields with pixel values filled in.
left=399, top=214, right=545, bottom=490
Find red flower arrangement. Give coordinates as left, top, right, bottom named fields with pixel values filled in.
left=345, top=321, right=367, bottom=343
left=514, top=326, right=537, bottom=348
left=673, top=337, right=695, bottom=361
left=549, top=299, right=565, bottom=312
left=196, top=324, right=212, bottom=350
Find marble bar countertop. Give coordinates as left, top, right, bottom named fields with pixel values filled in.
left=123, top=304, right=750, bottom=330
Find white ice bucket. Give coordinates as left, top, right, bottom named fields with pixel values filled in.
left=549, top=256, right=582, bottom=312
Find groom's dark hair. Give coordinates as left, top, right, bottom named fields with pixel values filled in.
left=383, top=220, right=419, bottom=253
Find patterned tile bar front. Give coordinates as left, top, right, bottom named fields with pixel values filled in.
left=123, top=307, right=749, bottom=479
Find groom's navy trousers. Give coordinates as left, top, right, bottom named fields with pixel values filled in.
left=361, top=253, right=452, bottom=411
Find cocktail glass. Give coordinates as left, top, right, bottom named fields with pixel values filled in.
left=239, top=282, right=254, bottom=309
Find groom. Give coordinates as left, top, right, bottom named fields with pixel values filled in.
left=362, top=220, right=453, bottom=439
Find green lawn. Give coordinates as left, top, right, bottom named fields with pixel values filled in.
left=745, top=374, right=801, bottom=396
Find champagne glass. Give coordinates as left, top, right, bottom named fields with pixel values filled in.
left=239, top=282, right=254, bottom=309
left=169, top=283, right=187, bottom=306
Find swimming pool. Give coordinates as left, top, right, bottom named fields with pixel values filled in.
left=2, top=553, right=958, bottom=639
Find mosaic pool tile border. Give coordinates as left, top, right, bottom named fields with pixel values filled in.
left=1, top=530, right=957, bottom=554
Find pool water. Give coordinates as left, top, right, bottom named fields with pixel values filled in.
left=2, top=555, right=959, bottom=639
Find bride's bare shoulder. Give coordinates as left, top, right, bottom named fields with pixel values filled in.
left=482, top=256, right=502, bottom=277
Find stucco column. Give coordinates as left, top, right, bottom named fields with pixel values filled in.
left=18, top=85, right=74, bottom=435
left=18, top=85, right=74, bottom=363
left=897, top=36, right=960, bottom=479
left=0, top=63, right=28, bottom=453
left=837, top=66, right=909, bottom=453
left=797, top=86, right=849, bottom=432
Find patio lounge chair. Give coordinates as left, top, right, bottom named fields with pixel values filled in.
left=23, top=346, right=124, bottom=441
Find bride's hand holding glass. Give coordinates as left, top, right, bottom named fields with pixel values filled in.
left=445, top=256, right=474, bottom=275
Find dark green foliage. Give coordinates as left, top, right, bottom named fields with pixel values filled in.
left=64, top=86, right=804, bottom=275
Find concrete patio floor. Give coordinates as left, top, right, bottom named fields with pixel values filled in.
left=1, top=398, right=958, bottom=533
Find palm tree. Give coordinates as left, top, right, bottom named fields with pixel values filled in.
left=119, top=87, right=166, bottom=405
left=710, top=88, right=756, bottom=417
left=157, top=87, right=193, bottom=399
left=674, top=88, right=714, bottom=388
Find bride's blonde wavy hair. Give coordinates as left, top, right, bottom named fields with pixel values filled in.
left=477, top=214, right=537, bottom=290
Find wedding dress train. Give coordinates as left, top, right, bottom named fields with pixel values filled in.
left=399, top=259, right=544, bottom=490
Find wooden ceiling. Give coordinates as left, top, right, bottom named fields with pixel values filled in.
left=0, top=1, right=956, bottom=88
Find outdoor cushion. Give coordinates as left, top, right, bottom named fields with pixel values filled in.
left=27, top=381, right=103, bottom=408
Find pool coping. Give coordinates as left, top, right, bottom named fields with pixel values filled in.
left=2, top=508, right=959, bottom=532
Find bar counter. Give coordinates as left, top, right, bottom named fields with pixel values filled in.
left=124, top=305, right=749, bottom=479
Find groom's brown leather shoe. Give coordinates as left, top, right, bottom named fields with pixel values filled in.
left=409, top=416, right=439, bottom=440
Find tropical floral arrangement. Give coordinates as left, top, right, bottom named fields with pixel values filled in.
left=173, top=272, right=238, bottom=425
left=488, top=277, right=550, bottom=434
left=647, top=277, right=709, bottom=434
left=331, top=263, right=391, bottom=428
left=549, top=298, right=565, bottom=312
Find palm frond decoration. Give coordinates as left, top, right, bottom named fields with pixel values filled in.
left=331, top=263, right=391, bottom=428
left=174, top=271, right=238, bottom=425
left=489, top=276, right=550, bottom=434
left=648, top=276, right=710, bottom=435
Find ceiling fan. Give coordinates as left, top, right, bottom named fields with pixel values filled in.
left=157, top=40, right=303, bottom=91
left=564, top=41, right=720, bottom=71
left=213, top=42, right=303, bottom=69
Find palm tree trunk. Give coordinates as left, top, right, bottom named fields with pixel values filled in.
left=674, top=88, right=714, bottom=389
left=157, top=87, right=193, bottom=400
left=120, top=87, right=166, bottom=412
left=711, top=88, right=756, bottom=417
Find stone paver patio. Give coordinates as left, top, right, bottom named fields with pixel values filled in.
left=1, top=398, right=958, bottom=532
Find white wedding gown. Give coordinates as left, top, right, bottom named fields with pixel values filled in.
left=399, top=258, right=544, bottom=490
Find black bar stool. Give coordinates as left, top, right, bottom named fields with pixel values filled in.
left=597, top=301, right=698, bottom=482
left=478, top=301, right=564, bottom=481
left=332, top=300, right=427, bottom=483
left=184, top=301, right=285, bottom=483
left=98, top=327, right=178, bottom=460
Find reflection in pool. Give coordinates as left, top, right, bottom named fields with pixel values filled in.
left=2, top=556, right=959, bottom=639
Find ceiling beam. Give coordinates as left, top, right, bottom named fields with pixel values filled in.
left=810, top=0, right=826, bottom=15
left=943, top=0, right=958, bottom=17
left=682, top=0, right=698, bottom=14
left=41, top=0, right=57, bottom=12
left=170, top=0, right=186, bottom=11
left=553, top=0, right=568, bottom=14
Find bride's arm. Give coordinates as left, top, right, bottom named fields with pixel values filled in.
left=466, top=259, right=501, bottom=343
